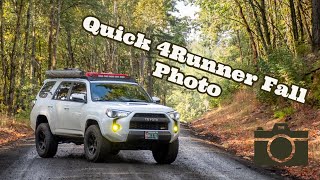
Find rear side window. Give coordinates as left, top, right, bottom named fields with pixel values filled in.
left=39, top=81, right=56, bottom=98
left=53, top=82, right=73, bottom=100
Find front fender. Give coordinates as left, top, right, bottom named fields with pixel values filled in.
left=82, top=115, right=103, bottom=132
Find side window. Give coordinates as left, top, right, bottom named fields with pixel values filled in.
left=70, top=82, right=87, bottom=101
left=39, top=81, right=56, bottom=98
left=53, top=82, right=73, bottom=100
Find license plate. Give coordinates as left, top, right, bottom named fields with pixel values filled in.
left=145, top=131, right=159, bottom=140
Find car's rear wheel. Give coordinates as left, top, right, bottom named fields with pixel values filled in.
left=35, top=123, right=58, bottom=158
left=152, top=139, right=179, bottom=164
left=84, top=125, right=111, bottom=162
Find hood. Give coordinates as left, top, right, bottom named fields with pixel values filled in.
left=94, top=102, right=175, bottom=113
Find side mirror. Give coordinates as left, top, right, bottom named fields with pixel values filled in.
left=70, top=93, right=86, bottom=103
left=152, top=97, right=160, bottom=104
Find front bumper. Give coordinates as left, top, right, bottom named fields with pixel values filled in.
left=127, top=131, right=171, bottom=142
left=99, top=112, right=180, bottom=143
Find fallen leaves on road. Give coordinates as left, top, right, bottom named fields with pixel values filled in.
left=0, top=116, right=32, bottom=146
left=190, top=90, right=320, bottom=180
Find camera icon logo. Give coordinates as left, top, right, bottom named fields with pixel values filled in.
left=254, top=123, right=308, bottom=166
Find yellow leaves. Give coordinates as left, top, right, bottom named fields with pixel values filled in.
left=3, top=1, right=13, bottom=18
left=17, top=108, right=23, bottom=114
left=133, top=0, right=167, bottom=30
left=36, top=55, right=45, bottom=62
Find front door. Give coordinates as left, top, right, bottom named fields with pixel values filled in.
left=66, top=82, right=87, bottom=132
left=52, top=81, right=73, bottom=135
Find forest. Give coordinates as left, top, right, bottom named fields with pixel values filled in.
left=1, top=0, right=320, bottom=178
left=0, top=0, right=320, bottom=122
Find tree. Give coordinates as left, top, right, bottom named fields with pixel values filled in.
left=312, top=0, right=320, bottom=52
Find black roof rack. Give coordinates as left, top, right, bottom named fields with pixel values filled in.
left=45, top=69, right=136, bottom=83
left=86, top=77, right=136, bottom=82
left=46, top=69, right=85, bottom=78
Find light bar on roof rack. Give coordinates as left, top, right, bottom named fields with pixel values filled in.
left=85, top=72, right=129, bottom=78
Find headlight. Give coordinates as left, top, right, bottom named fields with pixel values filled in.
left=167, top=111, right=180, bottom=121
left=106, top=109, right=131, bottom=118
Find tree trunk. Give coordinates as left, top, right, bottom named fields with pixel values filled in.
left=30, top=7, right=37, bottom=95
left=112, top=0, right=118, bottom=72
left=48, top=0, right=54, bottom=70
left=300, top=1, right=312, bottom=44
left=259, top=0, right=272, bottom=48
left=8, top=0, right=24, bottom=115
left=289, top=0, right=299, bottom=42
left=139, top=53, right=145, bottom=85
left=248, top=0, right=268, bottom=54
left=236, top=30, right=243, bottom=63
left=130, top=47, right=134, bottom=76
left=297, top=0, right=304, bottom=42
left=147, top=49, right=153, bottom=96
left=17, top=0, right=31, bottom=111
left=234, top=0, right=258, bottom=67
left=0, top=0, right=7, bottom=106
left=312, top=0, right=320, bottom=52
left=66, top=28, right=74, bottom=67
left=52, top=0, right=61, bottom=70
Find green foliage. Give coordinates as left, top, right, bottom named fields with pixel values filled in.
left=273, top=107, right=295, bottom=119
left=256, top=47, right=307, bottom=104
left=167, top=87, right=210, bottom=122
left=0, top=0, right=189, bottom=117
left=296, top=44, right=312, bottom=56
left=0, top=0, right=318, bottom=124
left=262, top=47, right=305, bottom=84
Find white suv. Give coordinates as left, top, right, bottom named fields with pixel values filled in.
left=30, top=69, right=180, bottom=163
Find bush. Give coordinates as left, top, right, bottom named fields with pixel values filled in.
left=256, top=47, right=306, bottom=104
left=273, top=107, right=295, bottom=119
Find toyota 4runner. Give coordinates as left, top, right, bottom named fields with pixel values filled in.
left=30, top=69, right=180, bottom=163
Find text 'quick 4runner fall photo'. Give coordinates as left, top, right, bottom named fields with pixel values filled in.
left=0, top=0, right=320, bottom=180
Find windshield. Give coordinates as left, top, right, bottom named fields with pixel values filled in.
left=90, top=83, right=152, bottom=102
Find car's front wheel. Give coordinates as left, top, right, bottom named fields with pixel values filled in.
left=84, top=125, right=111, bottom=162
left=152, top=139, right=179, bottom=164
left=35, top=123, right=58, bottom=158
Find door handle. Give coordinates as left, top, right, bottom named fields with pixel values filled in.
left=64, top=106, right=70, bottom=110
left=48, top=105, right=53, bottom=108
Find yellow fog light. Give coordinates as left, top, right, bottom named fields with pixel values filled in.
left=173, top=124, right=178, bottom=133
left=112, top=123, right=121, bottom=132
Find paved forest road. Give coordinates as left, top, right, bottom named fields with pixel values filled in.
left=0, top=128, right=282, bottom=180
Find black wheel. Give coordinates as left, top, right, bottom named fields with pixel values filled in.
left=35, top=123, right=58, bottom=158
left=110, top=149, right=120, bottom=156
left=84, top=125, right=111, bottom=162
left=152, top=139, right=179, bottom=164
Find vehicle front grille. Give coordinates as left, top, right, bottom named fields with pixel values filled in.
left=133, top=113, right=166, bottom=118
left=129, top=122, right=168, bottom=130
left=129, top=113, right=169, bottom=130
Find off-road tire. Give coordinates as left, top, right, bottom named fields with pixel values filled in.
left=84, top=125, right=111, bottom=162
left=152, top=139, right=179, bottom=164
left=35, top=123, right=58, bottom=158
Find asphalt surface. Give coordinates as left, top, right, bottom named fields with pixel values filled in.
left=0, top=127, right=283, bottom=180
